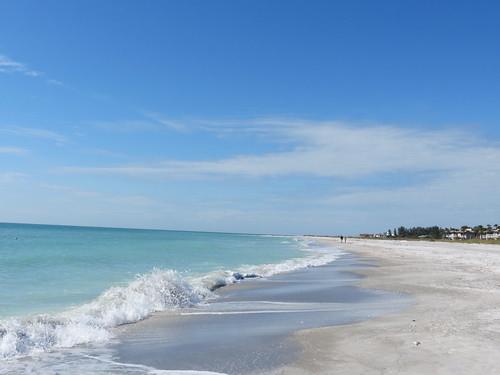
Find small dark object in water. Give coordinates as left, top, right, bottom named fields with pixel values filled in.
left=244, top=273, right=259, bottom=279
left=210, top=280, right=227, bottom=291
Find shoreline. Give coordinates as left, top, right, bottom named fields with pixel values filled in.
left=113, top=249, right=408, bottom=374
left=280, top=238, right=500, bottom=374
left=8, top=237, right=499, bottom=374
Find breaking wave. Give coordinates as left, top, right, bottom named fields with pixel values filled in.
left=0, top=238, right=341, bottom=359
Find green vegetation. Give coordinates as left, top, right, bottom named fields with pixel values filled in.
left=394, top=226, right=445, bottom=239
left=364, top=224, right=500, bottom=244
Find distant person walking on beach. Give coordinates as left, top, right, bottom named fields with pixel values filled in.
left=340, top=236, right=343, bottom=242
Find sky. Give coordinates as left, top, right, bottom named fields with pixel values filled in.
left=0, top=0, right=499, bottom=235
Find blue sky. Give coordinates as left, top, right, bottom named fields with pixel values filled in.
left=1, top=0, right=499, bottom=234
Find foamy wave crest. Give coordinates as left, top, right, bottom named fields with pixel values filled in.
left=194, top=240, right=341, bottom=291
left=0, top=238, right=341, bottom=359
left=0, top=270, right=208, bottom=359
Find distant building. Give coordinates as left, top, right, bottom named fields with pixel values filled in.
left=360, top=224, right=498, bottom=241
left=445, top=231, right=461, bottom=240
left=445, top=228, right=476, bottom=240
left=480, top=231, right=500, bottom=240
left=359, top=233, right=384, bottom=238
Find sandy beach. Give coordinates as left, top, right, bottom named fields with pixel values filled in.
left=281, top=238, right=500, bottom=374
left=4, top=236, right=499, bottom=374
left=114, top=250, right=408, bottom=374
left=114, top=237, right=500, bottom=374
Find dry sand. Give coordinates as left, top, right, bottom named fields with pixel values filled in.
left=279, top=238, right=500, bottom=375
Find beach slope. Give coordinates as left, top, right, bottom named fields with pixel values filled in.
left=282, top=239, right=500, bottom=374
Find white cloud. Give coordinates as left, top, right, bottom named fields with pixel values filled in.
left=92, top=120, right=162, bottom=133
left=19, top=118, right=498, bottom=232
left=0, top=54, right=64, bottom=85
left=92, top=112, right=188, bottom=134
left=0, top=126, right=67, bottom=143
left=0, top=147, right=28, bottom=155
left=143, top=111, right=188, bottom=132
left=321, top=167, right=500, bottom=229
left=0, top=54, right=41, bottom=77
left=63, top=119, right=500, bottom=179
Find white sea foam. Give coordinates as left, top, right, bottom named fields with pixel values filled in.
left=80, top=354, right=229, bottom=375
left=0, top=237, right=341, bottom=359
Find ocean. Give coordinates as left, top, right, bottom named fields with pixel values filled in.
left=0, top=223, right=340, bottom=366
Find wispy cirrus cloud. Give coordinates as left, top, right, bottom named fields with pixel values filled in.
left=57, top=117, right=500, bottom=229
left=0, top=54, right=41, bottom=77
left=62, top=118, right=500, bottom=179
left=92, top=112, right=188, bottom=133
left=0, top=54, right=64, bottom=86
left=92, top=120, right=162, bottom=133
left=0, top=126, right=67, bottom=143
left=0, top=147, right=28, bottom=155
left=142, top=111, right=188, bottom=132
left=4, top=117, right=498, bottom=232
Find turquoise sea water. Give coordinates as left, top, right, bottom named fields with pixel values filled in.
left=0, top=223, right=304, bottom=318
left=0, top=223, right=340, bottom=361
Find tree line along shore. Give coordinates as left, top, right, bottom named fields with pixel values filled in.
left=359, top=224, right=500, bottom=244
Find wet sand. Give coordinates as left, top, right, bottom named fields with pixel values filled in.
left=114, top=252, right=409, bottom=374
left=280, top=238, right=500, bottom=374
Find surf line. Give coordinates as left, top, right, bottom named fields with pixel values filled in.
left=179, top=308, right=348, bottom=316
left=81, top=354, right=227, bottom=375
